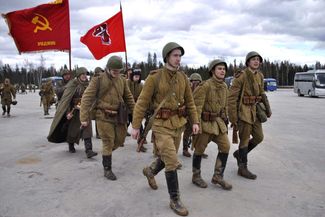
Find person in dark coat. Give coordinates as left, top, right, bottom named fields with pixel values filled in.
left=47, top=67, right=97, bottom=158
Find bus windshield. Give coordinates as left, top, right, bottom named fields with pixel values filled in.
left=316, top=74, right=325, bottom=85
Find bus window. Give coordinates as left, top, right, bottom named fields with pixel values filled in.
left=264, top=78, right=277, bottom=91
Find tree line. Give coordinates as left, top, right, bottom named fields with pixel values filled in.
left=1, top=53, right=325, bottom=87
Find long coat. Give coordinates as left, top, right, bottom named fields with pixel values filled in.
left=47, top=79, right=91, bottom=143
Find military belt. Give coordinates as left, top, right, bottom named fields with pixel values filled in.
left=243, top=95, right=262, bottom=105
left=201, top=111, right=220, bottom=122
left=155, top=105, right=186, bottom=120
left=100, top=108, right=118, bottom=118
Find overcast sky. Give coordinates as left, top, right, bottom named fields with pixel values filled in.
left=1, top=0, right=325, bottom=71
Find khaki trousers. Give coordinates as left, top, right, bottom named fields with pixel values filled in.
left=238, top=120, right=264, bottom=148
left=152, top=126, right=183, bottom=171
left=193, top=132, right=230, bottom=155
left=97, top=120, right=127, bottom=155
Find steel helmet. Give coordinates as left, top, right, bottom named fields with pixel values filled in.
left=106, top=56, right=123, bottom=70
left=94, top=67, right=103, bottom=74
left=208, top=59, right=228, bottom=73
left=76, top=67, right=88, bottom=77
left=189, top=73, right=202, bottom=82
left=60, top=69, right=71, bottom=76
left=162, top=42, right=185, bottom=63
left=245, top=51, right=263, bottom=66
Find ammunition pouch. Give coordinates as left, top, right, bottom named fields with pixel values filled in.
left=156, top=105, right=186, bottom=120
left=243, top=95, right=262, bottom=105
left=117, top=102, right=128, bottom=124
left=256, top=102, right=267, bottom=123
left=201, top=111, right=219, bottom=122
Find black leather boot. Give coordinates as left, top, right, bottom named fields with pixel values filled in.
left=103, top=155, right=117, bottom=180
left=143, top=157, right=165, bottom=190
left=233, top=141, right=257, bottom=166
left=211, top=152, right=232, bottom=190
left=237, top=147, right=257, bottom=180
left=68, top=143, right=76, bottom=153
left=192, top=154, right=207, bottom=188
left=84, top=138, right=97, bottom=158
left=7, top=106, right=10, bottom=117
left=2, top=106, right=6, bottom=116
left=182, top=138, right=191, bottom=157
left=165, top=170, right=189, bottom=216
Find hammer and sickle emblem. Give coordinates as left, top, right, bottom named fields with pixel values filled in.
left=32, top=13, right=52, bottom=33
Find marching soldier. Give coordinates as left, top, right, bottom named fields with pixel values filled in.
left=191, top=59, right=232, bottom=190
left=48, top=67, right=97, bottom=158
left=0, top=78, right=16, bottom=117
left=40, top=80, right=55, bottom=115
left=127, top=67, right=147, bottom=152
left=228, top=51, right=272, bottom=180
left=80, top=56, right=135, bottom=180
left=182, top=73, right=209, bottom=158
left=56, top=69, right=72, bottom=103
left=93, top=67, right=104, bottom=139
left=132, top=42, right=199, bottom=216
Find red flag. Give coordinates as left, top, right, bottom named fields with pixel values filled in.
left=80, top=11, right=126, bottom=60
left=2, top=0, right=71, bottom=54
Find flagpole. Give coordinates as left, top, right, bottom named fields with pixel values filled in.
left=69, top=50, right=72, bottom=71
left=120, top=2, right=128, bottom=69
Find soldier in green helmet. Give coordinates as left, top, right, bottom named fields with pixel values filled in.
left=191, top=59, right=232, bottom=190
left=228, top=51, right=272, bottom=180
left=48, top=67, right=97, bottom=158
left=56, top=69, right=72, bottom=102
left=181, top=72, right=205, bottom=158
left=80, top=56, right=135, bottom=181
left=132, top=42, right=199, bottom=216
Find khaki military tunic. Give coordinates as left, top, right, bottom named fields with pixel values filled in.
left=40, top=81, right=55, bottom=113
left=80, top=72, right=135, bottom=155
left=0, top=84, right=16, bottom=106
left=192, top=77, right=230, bottom=154
left=228, top=68, right=271, bottom=148
left=132, top=67, right=199, bottom=171
left=127, top=79, right=143, bottom=102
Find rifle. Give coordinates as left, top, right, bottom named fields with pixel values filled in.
left=232, top=124, right=238, bottom=144
left=137, top=85, right=175, bottom=152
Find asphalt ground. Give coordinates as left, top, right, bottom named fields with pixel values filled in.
left=0, top=89, right=324, bottom=217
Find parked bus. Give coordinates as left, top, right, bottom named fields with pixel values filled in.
left=264, top=78, right=277, bottom=91
left=294, top=70, right=325, bottom=97
left=41, top=76, right=63, bottom=88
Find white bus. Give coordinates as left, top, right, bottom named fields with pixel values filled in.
left=294, top=70, right=325, bottom=97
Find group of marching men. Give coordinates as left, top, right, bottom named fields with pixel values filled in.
left=46, top=41, right=271, bottom=216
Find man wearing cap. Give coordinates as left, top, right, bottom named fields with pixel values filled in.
left=80, top=56, right=135, bottom=181
left=48, top=67, right=97, bottom=158
left=127, top=67, right=147, bottom=152
left=228, top=51, right=272, bottom=180
left=0, top=78, right=16, bottom=117
left=132, top=42, right=199, bottom=216
left=191, top=59, right=232, bottom=190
